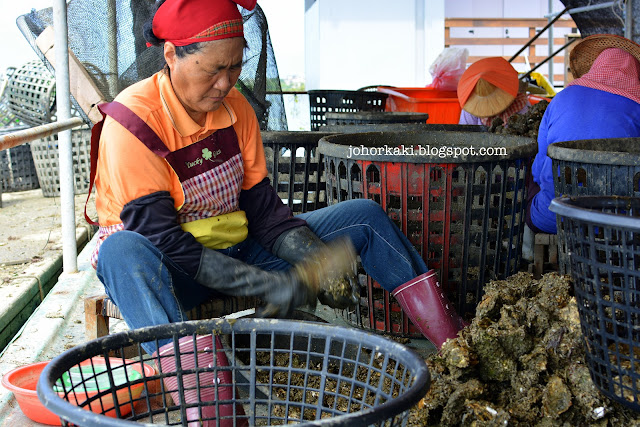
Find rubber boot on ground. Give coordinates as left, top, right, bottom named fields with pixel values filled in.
left=155, top=334, right=246, bottom=427
left=392, top=270, right=468, bottom=350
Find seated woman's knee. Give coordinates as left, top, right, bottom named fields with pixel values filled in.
left=346, top=198, right=387, bottom=220
left=100, top=230, right=151, bottom=258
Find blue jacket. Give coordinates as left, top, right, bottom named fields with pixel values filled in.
left=530, top=85, right=640, bottom=233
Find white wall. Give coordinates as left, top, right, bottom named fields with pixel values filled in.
left=304, top=0, right=445, bottom=90
left=304, top=0, right=577, bottom=90
left=445, top=0, right=573, bottom=76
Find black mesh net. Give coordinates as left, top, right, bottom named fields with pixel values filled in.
left=561, top=0, right=625, bottom=37
left=16, top=0, right=287, bottom=130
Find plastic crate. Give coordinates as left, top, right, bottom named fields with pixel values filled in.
left=548, top=138, right=640, bottom=273
left=0, top=144, right=40, bottom=192
left=5, top=60, right=56, bottom=126
left=262, top=131, right=336, bottom=214
left=550, top=196, right=640, bottom=412
left=325, top=111, right=428, bottom=126
left=37, top=318, right=430, bottom=426
left=377, top=86, right=462, bottom=124
left=318, top=130, right=537, bottom=334
left=308, top=90, right=388, bottom=131
left=30, top=126, right=92, bottom=197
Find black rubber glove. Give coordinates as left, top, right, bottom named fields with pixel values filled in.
left=272, top=227, right=359, bottom=309
left=195, top=248, right=317, bottom=318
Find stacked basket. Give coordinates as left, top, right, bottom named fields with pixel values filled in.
left=262, top=131, right=335, bottom=214
left=0, top=65, right=40, bottom=194
left=308, top=90, right=388, bottom=131
left=318, top=129, right=536, bottom=334
left=550, top=196, right=640, bottom=412
left=30, top=125, right=93, bottom=197
left=548, top=138, right=640, bottom=273
left=1, top=60, right=92, bottom=198
left=548, top=138, right=640, bottom=411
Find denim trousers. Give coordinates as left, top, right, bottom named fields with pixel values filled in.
left=96, top=199, right=427, bottom=353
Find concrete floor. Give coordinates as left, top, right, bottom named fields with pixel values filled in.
left=0, top=234, right=435, bottom=426
left=0, top=235, right=104, bottom=426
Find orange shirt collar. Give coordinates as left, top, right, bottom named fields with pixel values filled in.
left=158, top=72, right=237, bottom=137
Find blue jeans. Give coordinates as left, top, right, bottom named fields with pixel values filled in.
left=96, top=199, right=427, bottom=353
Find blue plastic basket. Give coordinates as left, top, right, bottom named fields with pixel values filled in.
left=38, top=318, right=430, bottom=426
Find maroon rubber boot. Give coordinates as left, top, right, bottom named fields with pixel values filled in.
left=155, top=334, right=247, bottom=427
left=392, top=270, right=468, bottom=349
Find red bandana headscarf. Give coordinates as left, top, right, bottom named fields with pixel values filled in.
left=568, top=47, right=640, bottom=105
left=152, top=0, right=257, bottom=47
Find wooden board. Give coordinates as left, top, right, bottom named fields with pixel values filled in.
left=35, top=26, right=106, bottom=124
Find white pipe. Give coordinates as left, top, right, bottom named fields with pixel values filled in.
left=53, top=0, right=78, bottom=273
left=544, top=1, right=618, bottom=18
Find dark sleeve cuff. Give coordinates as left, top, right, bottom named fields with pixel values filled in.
left=239, top=177, right=307, bottom=251
left=120, top=191, right=202, bottom=277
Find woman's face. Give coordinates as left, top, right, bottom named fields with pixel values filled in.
left=165, top=37, right=244, bottom=124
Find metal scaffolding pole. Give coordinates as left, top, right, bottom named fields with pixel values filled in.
left=544, top=1, right=618, bottom=18
left=626, top=0, right=633, bottom=39
left=548, top=0, right=555, bottom=86
left=107, top=0, right=118, bottom=97
left=53, top=0, right=78, bottom=273
left=0, top=118, right=84, bottom=151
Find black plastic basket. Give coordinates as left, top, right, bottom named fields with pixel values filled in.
left=262, top=131, right=336, bottom=214
left=325, top=111, right=428, bottom=126
left=318, top=130, right=536, bottom=331
left=308, top=90, right=388, bottom=131
left=550, top=196, right=640, bottom=412
left=322, top=123, right=487, bottom=134
left=37, top=318, right=430, bottom=426
left=548, top=138, right=640, bottom=273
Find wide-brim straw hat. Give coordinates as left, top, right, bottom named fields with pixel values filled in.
left=463, top=79, right=516, bottom=117
left=458, top=57, right=519, bottom=118
left=570, top=34, right=640, bottom=78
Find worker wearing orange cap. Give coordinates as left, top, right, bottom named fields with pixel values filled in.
left=457, top=57, right=535, bottom=260
left=457, top=57, right=531, bottom=127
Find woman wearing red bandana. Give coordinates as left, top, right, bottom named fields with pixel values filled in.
left=528, top=34, right=640, bottom=235
left=90, top=1, right=466, bottom=422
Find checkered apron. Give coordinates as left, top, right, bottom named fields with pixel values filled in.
left=87, top=101, right=244, bottom=268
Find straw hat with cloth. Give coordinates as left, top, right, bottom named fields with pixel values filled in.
left=457, top=57, right=529, bottom=126
left=568, top=34, right=640, bottom=105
